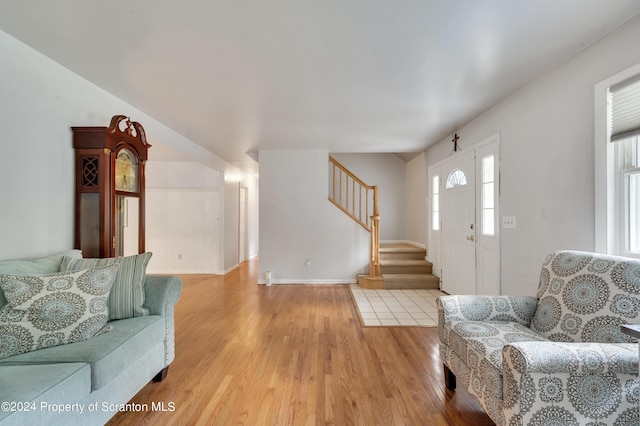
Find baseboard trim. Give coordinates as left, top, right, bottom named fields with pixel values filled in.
left=224, top=264, right=240, bottom=274
left=257, top=279, right=357, bottom=285
left=147, top=269, right=221, bottom=275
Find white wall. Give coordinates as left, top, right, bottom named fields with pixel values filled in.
left=330, top=153, right=407, bottom=241
left=224, top=180, right=240, bottom=272
left=406, top=153, right=428, bottom=247
left=0, top=29, right=235, bottom=262
left=424, top=15, right=640, bottom=296
left=245, top=173, right=260, bottom=261
left=259, top=150, right=370, bottom=283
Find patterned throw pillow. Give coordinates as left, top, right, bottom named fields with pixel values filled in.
left=0, top=264, right=119, bottom=359
left=60, top=253, right=152, bottom=320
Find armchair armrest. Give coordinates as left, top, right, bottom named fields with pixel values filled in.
left=503, top=341, right=638, bottom=425
left=142, top=275, right=182, bottom=366
left=437, top=295, right=538, bottom=327
left=504, top=341, right=638, bottom=375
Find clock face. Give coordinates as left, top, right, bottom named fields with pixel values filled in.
left=115, top=148, right=139, bottom=192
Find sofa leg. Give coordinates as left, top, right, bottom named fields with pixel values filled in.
left=153, top=366, right=170, bottom=382
left=444, top=364, right=456, bottom=391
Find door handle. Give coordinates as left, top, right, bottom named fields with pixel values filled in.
left=467, top=235, right=475, bottom=241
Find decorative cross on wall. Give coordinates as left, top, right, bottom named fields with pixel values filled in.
left=452, top=133, right=460, bottom=152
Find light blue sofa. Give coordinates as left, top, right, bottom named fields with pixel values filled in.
left=438, top=250, right=640, bottom=425
left=0, top=251, right=182, bottom=426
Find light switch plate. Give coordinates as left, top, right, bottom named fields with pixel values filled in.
left=502, top=216, right=516, bottom=229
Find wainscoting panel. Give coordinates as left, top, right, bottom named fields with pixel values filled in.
left=146, top=189, right=220, bottom=274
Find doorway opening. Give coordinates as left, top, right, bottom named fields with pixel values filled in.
left=239, top=187, right=248, bottom=263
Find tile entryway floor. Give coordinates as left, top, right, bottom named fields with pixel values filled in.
left=349, top=285, right=446, bottom=326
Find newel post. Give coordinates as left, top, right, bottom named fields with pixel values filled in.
left=370, top=186, right=381, bottom=277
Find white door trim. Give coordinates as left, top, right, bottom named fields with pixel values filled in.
left=475, top=135, right=501, bottom=295
left=427, top=133, right=501, bottom=294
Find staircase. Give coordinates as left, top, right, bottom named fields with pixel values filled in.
left=358, top=243, right=440, bottom=289
left=328, top=155, right=440, bottom=290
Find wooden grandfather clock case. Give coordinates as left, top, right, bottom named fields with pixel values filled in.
left=72, top=115, right=151, bottom=258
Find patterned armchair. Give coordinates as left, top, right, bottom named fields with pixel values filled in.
left=437, top=250, right=640, bottom=425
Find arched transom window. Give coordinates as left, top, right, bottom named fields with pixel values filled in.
left=445, top=169, right=467, bottom=189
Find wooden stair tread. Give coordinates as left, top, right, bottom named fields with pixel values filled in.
left=380, top=246, right=425, bottom=253
left=382, top=274, right=439, bottom=281
left=380, top=259, right=432, bottom=266
left=358, top=273, right=440, bottom=289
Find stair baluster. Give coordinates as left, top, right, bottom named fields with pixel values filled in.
left=328, top=156, right=380, bottom=277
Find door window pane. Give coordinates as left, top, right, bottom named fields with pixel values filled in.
left=481, top=155, right=496, bottom=236
left=432, top=176, right=440, bottom=231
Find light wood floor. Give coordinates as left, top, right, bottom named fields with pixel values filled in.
left=107, top=258, right=493, bottom=425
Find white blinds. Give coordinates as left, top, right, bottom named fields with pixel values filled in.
left=610, top=75, right=640, bottom=142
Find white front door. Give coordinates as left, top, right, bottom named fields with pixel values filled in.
left=440, top=151, right=477, bottom=295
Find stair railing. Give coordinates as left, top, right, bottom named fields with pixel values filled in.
left=328, top=156, right=380, bottom=277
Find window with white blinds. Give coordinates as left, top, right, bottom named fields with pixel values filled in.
left=610, top=76, right=640, bottom=142
left=608, top=73, right=640, bottom=257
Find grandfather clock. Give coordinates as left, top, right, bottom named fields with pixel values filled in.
left=72, top=115, right=151, bottom=258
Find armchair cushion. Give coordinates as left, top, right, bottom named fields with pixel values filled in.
left=446, top=321, right=546, bottom=400
left=438, top=295, right=538, bottom=330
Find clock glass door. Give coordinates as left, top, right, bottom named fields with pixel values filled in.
left=115, top=196, right=139, bottom=257
left=115, top=146, right=141, bottom=256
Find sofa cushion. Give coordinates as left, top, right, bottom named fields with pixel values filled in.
left=0, top=265, right=119, bottom=359
left=443, top=320, right=547, bottom=401
left=60, top=253, right=152, bottom=320
left=530, top=251, right=640, bottom=343
left=0, top=250, right=83, bottom=276
left=0, top=315, right=164, bottom=390
left=0, top=250, right=83, bottom=308
left=0, top=362, right=90, bottom=423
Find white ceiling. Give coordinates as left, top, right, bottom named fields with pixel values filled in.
left=2, top=1, right=640, bottom=172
